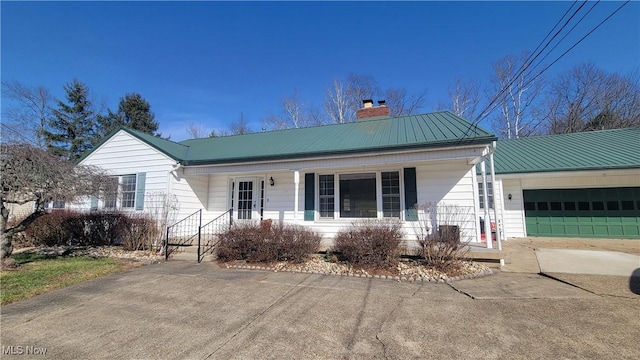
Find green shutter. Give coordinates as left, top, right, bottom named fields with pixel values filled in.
left=404, top=168, right=418, bottom=221
left=90, top=196, right=98, bottom=210
left=304, top=173, right=315, bottom=221
left=135, top=172, right=146, bottom=211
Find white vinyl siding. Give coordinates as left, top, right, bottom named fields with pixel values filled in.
left=74, top=130, right=175, bottom=218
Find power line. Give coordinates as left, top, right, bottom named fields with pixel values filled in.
left=473, top=1, right=588, bottom=125
left=521, top=1, right=601, bottom=85
left=456, top=1, right=588, bottom=142
left=522, top=0, right=630, bottom=91
left=458, top=0, right=630, bottom=142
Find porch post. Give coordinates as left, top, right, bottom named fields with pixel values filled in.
left=489, top=142, right=503, bottom=258
left=480, top=159, right=493, bottom=249
left=293, top=170, right=300, bottom=223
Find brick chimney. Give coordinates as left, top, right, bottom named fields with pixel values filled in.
left=356, top=99, right=390, bottom=119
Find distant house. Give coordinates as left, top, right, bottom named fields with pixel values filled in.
left=73, top=103, right=640, bottom=247
left=74, top=101, right=499, bottom=248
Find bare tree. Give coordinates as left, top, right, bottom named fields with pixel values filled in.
left=323, top=79, right=352, bottom=124
left=385, top=88, right=427, bottom=117
left=229, top=112, right=252, bottom=135
left=324, top=74, right=378, bottom=123
left=324, top=74, right=426, bottom=122
left=186, top=122, right=215, bottom=139
left=1, top=81, right=53, bottom=148
left=263, top=88, right=320, bottom=130
left=544, top=63, right=640, bottom=134
left=1, top=143, right=116, bottom=263
left=490, top=52, right=544, bottom=138
left=438, top=79, right=481, bottom=120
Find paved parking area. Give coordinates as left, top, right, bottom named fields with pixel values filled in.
left=1, top=261, right=639, bottom=359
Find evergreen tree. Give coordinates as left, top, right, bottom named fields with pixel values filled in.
left=44, top=79, right=96, bottom=161
left=96, top=93, right=158, bottom=141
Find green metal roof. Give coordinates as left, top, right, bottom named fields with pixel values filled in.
left=177, top=111, right=495, bottom=165
left=77, top=126, right=189, bottom=164
left=79, top=111, right=496, bottom=166
left=492, top=128, right=640, bottom=174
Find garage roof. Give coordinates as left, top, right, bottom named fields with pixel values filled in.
left=493, top=128, right=640, bottom=174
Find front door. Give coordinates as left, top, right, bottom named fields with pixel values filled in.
left=233, top=178, right=262, bottom=221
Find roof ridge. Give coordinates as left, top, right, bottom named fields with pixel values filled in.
left=498, top=127, right=638, bottom=142
left=179, top=110, right=471, bottom=144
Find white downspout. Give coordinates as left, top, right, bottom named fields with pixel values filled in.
left=293, top=170, right=300, bottom=224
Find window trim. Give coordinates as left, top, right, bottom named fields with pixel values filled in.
left=318, top=174, right=335, bottom=219
left=478, top=181, right=494, bottom=209
left=104, top=174, right=138, bottom=210
left=314, top=170, right=404, bottom=221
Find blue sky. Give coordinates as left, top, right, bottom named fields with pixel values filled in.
left=2, top=1, right=638, bottom=141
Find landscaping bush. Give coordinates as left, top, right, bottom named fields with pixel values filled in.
left=24, top=212, right=74, bottom=246
left=119, top=214, right=162, bottom=251
left=23, top=211, right=160, bottom=251
left=415, top=202, right=471, bottom=272
left=333, top=219, right=403, bottom=268
left=271, top=224, right=322, bottom=263
left=217, top=221, right=321, bottom=263
left=82, top=212, right=125, bottom=246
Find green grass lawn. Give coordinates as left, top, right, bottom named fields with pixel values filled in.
left=1, top=254, right=135, bottom=305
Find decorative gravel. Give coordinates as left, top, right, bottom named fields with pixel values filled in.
left=224, top=256, right=493, bottom=282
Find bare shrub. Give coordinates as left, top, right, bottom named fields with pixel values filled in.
left=144, top=191, right=179, bottom=251
left=82, top=212, right=124, bottom=247
left=333, top=219, right=403, bottom=268
left=217, top=222, right=321, bottom=263
left=119, top=214, right=161, bottom=251
left=415, top=202, right=472, bottom=271
left=217, top=222, right=266, bottom=262
left=271, top=224, right=321, bottom=263
left=24, top=212, right=73, bottom=246
left=22, top=211, right=159, bottom=251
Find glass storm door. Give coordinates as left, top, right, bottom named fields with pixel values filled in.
left=234, top=178, right=260, bottom=220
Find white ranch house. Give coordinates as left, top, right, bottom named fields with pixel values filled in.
left=73, top=104, right=640, bottom=254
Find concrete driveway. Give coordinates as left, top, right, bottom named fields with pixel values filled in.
left=500, top=237, right=640, bottom=297
left=1, top=261, right=639, bottom=359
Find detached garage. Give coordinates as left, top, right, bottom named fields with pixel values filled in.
left=490, top=128, right=640, bottom=239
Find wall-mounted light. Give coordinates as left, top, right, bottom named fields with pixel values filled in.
left=508, top=193, right=512, bottom=201
left=269, top=177, right=275, bottom=186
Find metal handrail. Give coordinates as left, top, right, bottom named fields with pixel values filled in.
left=197, top=209, right=233, bottom=263
left=165, top=209, right=202, bottom=260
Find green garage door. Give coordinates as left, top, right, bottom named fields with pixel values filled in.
left=523, top=187, right=640, bottom=239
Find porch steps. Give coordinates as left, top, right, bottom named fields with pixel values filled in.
left=166, top=243, right=217, bottom=262
left=464, top=244, right=508, bottom=268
